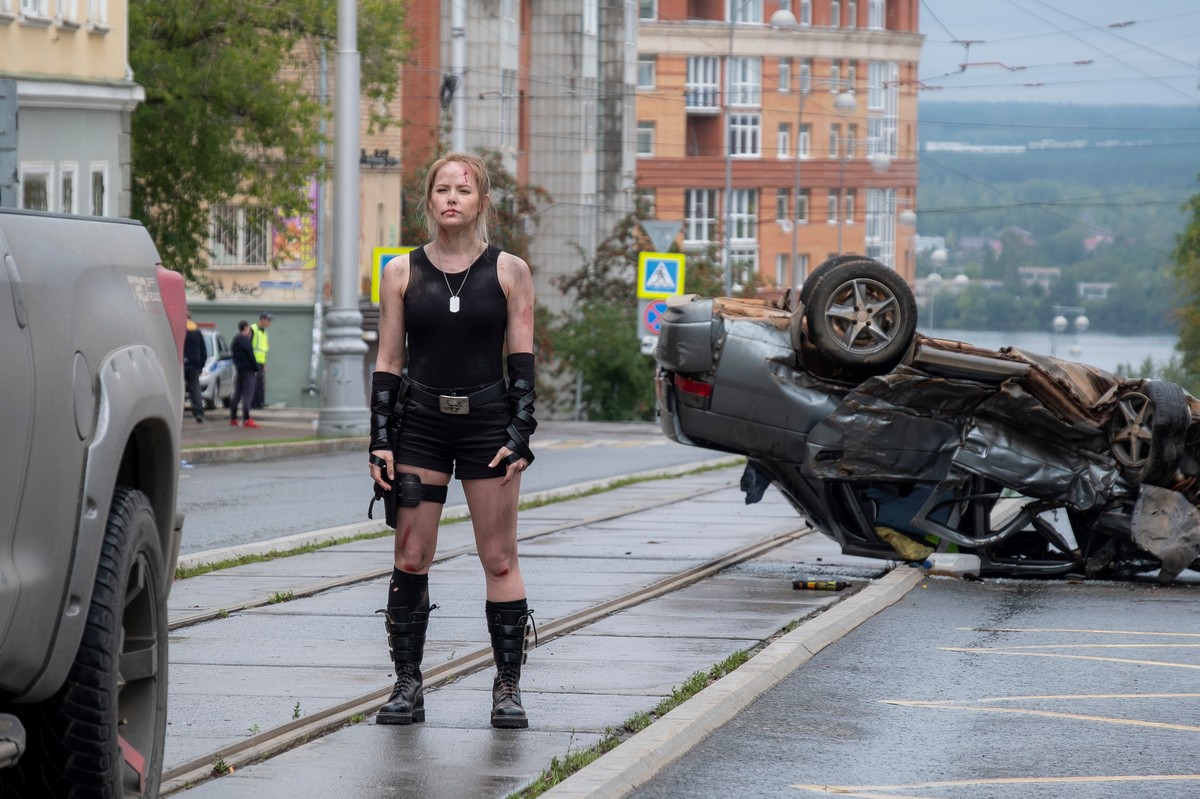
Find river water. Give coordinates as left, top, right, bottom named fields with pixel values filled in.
left=919, top=327, right=1179, bottom=376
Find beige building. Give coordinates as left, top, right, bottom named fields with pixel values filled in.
left=0, top=0, right=142, bottom=216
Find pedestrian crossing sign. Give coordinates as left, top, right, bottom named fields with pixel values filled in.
left=371, top=246, right=415, bottom=304
left=637, top=252, right=686, bottom=299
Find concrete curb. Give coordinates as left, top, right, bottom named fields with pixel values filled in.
left=539, top=565, right=925, bottom=799
left=181, top=436, right=367, bottom=464
left=176, top=456, right=743, bottom=571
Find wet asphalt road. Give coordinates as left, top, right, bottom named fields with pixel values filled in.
left=629, top=574, right=1200, bottom=799
left=176, top=423, right=721, bottom=554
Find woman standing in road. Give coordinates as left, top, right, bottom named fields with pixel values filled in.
left=368, top=152, right=538, bottom=729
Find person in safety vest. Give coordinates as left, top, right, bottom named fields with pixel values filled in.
left=250, top=311, right=271, bottom=408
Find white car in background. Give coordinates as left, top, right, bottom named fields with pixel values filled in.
left=196, top=325, right=235, bottom=409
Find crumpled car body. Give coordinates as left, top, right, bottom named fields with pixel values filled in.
left=654, top=257, right=1200, bottom=583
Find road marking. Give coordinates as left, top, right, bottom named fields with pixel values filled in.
left=882, top=698, right=1200, bottom=732
left=963, top=626, right=1200, bottom=638
left=941, top=646, right=1200, bottom=669
left=792, top=774, right=1200, bottom=797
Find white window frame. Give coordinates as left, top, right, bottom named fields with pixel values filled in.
left=827, top=191, right=838, bottom=224
left=58, top=0, right=79, bottom=23
left=829, top=124, right=841, bottom=159
left=21, top=0, right=48, bottom=18
left=847, top=0, right=857, bottom=27
left=730, top=247, right=759, bottom=284
left=796, top=189, right=810, bottom=223
left=800, top=59, right=812, bottom=94
left=799, top=0, right=811, bottom=26
left=865, top=188, right=896, bottom=266
left=796, top=253, right=810, bottom=285
left=90, top=161, right=107, bottom=216
left=727, top=57, right=761, bottom=107
left=87, top=0, right=106, bottom=25
left=777, top=123, right=790, bottom=158
left=728, top=113, right=761, bottom=157
left=638, top=0, right=656, bottom=20
left=638, top=54, right=656, bottom=89
left=868, top=0, right=883, bottom=29
left=636, top=121, right=655, bottom=156
left=209, top=204, right=272, bottom=268
left=844, top=189, right=855, bottom=224
left=829, top=62, right=841, bottom=92
left=728, top=0, right=762, bottom=23
left=775, top=253, right=788, bottom=286
left=775, top=189, right=789, bottom=221
left=728, top=189, right=757, bottom=241
left=19, top=161, right=52, bottom=211
left=779, top=58, right=791, bottom=92
left=684, top=189, right=718, bottom=245
left=583, top=0, right=597, bottom=35
left=686, top=56, right=720, bottom=109
left=831, top=0, right=840, bottom=27
left=868, top=61, right=899, bottom=158
left=60, top=161, right=78, bottom=214
left=799, top=122, right=811, bottom=158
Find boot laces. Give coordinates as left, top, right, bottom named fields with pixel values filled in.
left=392, top=661, right=421, bottom=693
left=496, top=664, right=521, bottom=699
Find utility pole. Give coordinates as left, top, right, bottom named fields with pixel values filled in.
left=317, top=0, right=369, bottom=436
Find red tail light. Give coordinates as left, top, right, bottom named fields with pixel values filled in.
left=674, top=373, right=713, bottom=398
left=156, top=264, right=188, bottom=363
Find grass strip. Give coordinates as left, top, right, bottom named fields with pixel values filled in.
left=508, top=649, right=752, bottom=799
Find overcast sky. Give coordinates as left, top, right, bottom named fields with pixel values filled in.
left=918, top=1, right=1200, bottom=105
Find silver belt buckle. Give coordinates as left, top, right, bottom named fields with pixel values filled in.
left=438, top=394, right=469, bottom=415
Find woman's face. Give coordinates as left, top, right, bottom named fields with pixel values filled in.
left=429, top=162, right=482, bottom=231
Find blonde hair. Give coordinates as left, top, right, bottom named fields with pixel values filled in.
left=421, top=152, right=494, bottom=243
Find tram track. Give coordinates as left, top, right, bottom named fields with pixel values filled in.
left=161, top=505, right=815, bottom=794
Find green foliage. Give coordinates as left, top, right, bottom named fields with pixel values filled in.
left=1173, top=187, right=1200, bottom=379
left=554, top=299, right=655, bottom=421
left=128, top=0, right=410, bottom=282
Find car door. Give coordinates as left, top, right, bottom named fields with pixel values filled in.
left=0, top=232, right=35, bottom=645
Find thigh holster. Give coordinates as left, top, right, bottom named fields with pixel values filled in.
left=368, top=468, right=449, bottom=529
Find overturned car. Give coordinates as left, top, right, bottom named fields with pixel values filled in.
left=654, top=255, right=1200, bottom=583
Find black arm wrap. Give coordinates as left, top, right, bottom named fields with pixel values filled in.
left=369, top=371, right=404, bottom=454
left=503, top=352, right=537, bottom=466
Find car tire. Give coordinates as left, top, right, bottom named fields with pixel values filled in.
left=1109, top=380, right=1190, bottom=486
left=804, top=259, right=918, bottom=378
left=798, top=253, right=878, bottom=310
left=8, top=487, right=169, bottom=798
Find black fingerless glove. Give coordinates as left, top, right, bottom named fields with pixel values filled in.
left=370, top=371, right=404, bottom=454
left=503, top=352, right=537, bottom=466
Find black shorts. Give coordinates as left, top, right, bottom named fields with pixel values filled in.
left=394, top=385, right=510, bottom=480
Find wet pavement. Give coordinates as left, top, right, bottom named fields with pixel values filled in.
left=161, top=465, right=915, bottom=797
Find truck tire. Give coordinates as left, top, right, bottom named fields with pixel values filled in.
left=9, top=487, right=168, bottom=798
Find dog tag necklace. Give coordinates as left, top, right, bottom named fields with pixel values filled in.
left=440, top=255, right=472, bottom=313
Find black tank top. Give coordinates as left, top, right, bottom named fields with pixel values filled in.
left=404, top=245, right=508, bottom=389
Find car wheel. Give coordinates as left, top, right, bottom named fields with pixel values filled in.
left=1109, top=380, right=1189, bottom=486
left=804, top=259, right=918, bottom=378
left=9, top=487, right=168, bottom=798
left=798, top=254, right=877, bottom=310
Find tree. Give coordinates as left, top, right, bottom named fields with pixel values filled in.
left=1173, top=185, right=1200, bottom=377
left=128, top=0, right=410, bottom=282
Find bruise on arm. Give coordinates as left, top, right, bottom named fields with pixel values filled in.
left=500, top=252, right=535, bottom=354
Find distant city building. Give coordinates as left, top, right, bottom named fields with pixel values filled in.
left=0, top=1, right=142, bottom=215
left=635, top=0, right=922, bottom=295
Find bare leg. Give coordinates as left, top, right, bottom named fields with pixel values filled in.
left=392, top=465, right=451, bottom=573
left=462, top=474, right=525, bottom=601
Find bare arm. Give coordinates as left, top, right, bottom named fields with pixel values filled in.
left=370, top=254, right=410, bottom=486
left=489, top=252, right=536, bottom=485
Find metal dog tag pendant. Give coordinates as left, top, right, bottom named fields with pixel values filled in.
left=449, top=296, right=460, bottom=313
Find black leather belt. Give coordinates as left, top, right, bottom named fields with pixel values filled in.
left=403, top=378, right=507, bottom=415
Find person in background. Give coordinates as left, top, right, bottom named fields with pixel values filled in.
left=183, top=313, right=207, bottom=423
left=250, top=311, right=272, bottom=408
left=229, top=320, right=260, bottom=429
left=368, top=152, right=538, bottom=730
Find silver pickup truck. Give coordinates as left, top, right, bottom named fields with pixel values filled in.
left=0, top=208, right=186, bottom=797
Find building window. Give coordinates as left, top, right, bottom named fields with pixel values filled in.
left=728, top=0, right=762, bottom=24
left=775, top=254, right=788, bottom=285
left=686, top=56, right=720, bottom=109
left=830, top=61, right=841, bottom=92
left=796, top=189, right=810, bottom=223
left=847, top=0, right=857, bottom=27
left=831, top=0, right=840, bottom=27
left=845, top=189, right=855, bottom=224
left=847, top=61, right=858, bottom=93
left=728, top=57, right=761, bottom=106
left=779, top=58, right=791, bottom=92
left=21, top=0, right=48, bottom=17
left=799, top=122, right=811, bottom=157
left=829, top=124, right=841, bottom=158
left=19, top=162, right=51, bottom=211
left=728, top=189, right=757, bottom=240
left=729, top=113, right=761, bottom=157
left=87, top=0, right=105, bottom=24
left=800, top=59, right=812, bottom=94
left=639, top=0, right=655, bottom=20
left=827, top=191, right=837, bottom=224
left=848, top=123, right=858, bottom=159
left=730, top=247, right=759, bottom=283
left=210, top=204, right=271, bottom=267
left=59, top=0, right=78, bottom=22
left=777, top=123, right=791, bottom=158
left=865, top=188, right=896, bottom=266
left=90, top=163, right=107, bottom=215
left=583, top=0, right=597, bottom=35
left=775, top=189, right=789, bottom=221
left=500, top=0, right=516, bottom=21
left=684, top=189, right=718, bottom=245
left=797, top=253, right=810, bottom=284
left=868, top=0, right=883, bottom=29
left=868, top=61, right=899, bottom=158
left=637, top=55, right=656, bottom=89
left=799, top=0, right=811, bottom=26
left=60, top=162, right=77, bottom=214
left=637, top=121, right=655, bottom=156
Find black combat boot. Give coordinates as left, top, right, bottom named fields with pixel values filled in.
left=486, top=599, right=535, bottom=729
left=376, top=605, right=434, bottom=725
